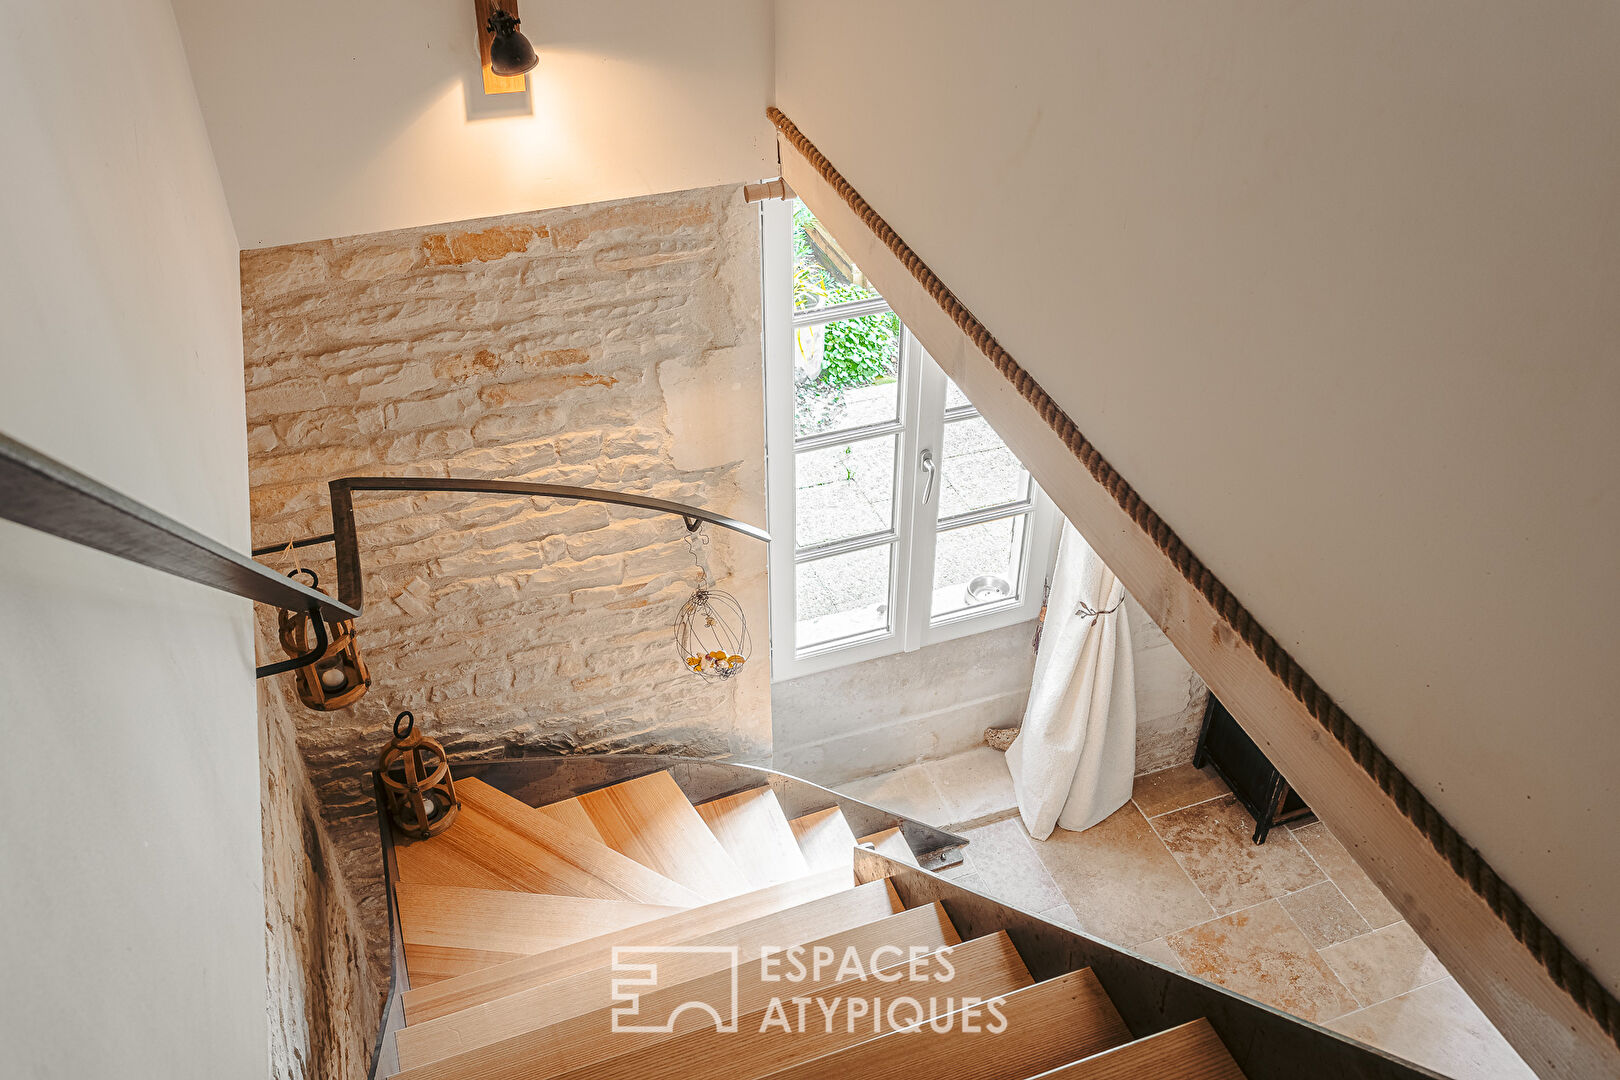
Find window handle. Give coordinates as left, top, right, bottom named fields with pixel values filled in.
left=919, top=449, right=936, bottom=504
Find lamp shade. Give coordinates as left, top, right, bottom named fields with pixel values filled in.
left=487, top=10, right=538, bottom=77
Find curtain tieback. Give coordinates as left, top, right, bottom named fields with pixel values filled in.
left=1074, top=598, right=1124, bottom=621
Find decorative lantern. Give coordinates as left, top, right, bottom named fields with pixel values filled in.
left=277, top=569, right=371, bottom=710
left=377, top=711, right=460, bottom=839
left=674, top=526, right=751, bottom=680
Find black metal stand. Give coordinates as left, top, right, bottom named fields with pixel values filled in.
left=1193, top=694, right=1313, bottom=844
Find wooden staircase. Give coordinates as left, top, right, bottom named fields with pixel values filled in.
left=370, top=759, right=1442, bottom=1080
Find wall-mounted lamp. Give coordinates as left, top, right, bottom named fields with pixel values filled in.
left=475, top=1, right=536, bottom=94
left=487, top=10, right=538, bottom=76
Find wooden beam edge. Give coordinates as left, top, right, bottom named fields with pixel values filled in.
left=776, top=127, right=1617, bottom=1079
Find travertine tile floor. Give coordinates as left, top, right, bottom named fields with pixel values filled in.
left=838, top=752, right=1533, bottom=1080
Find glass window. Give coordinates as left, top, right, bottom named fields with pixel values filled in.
left=794, top=435, right=897, bottom=548
left=767, top=198, right=1060, bottom=678
left=931, top=515, right=1029, bottom=619
left=793, top=312, right=901, bottom=437
left=937, top=416, right=1030, bottom=519
left=796, top=544, right=893, bottom=648
left=793, top=201, right=883, bottom=312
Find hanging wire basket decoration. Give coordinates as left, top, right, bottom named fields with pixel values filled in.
left=675, top=587, right=751, bottom=679
left=674, top=525, right=751, bottom=680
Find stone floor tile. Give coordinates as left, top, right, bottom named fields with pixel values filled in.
left=1131, top=763, right=1229, bottom=818
left=1029, top=803, right=1214, bottom=945
left=1278, top=881, right=1371, bottom=950
left=948, top=816, right=1064, bottom=912
left=1328, top=979, right=1535, bottom=1079
left=1167, top=901, right=1360, bottom=1022
left=1292, top=822, right=1402, bottom=930
left=1132, top=936, right=1184, bottom=972
left=1319, top=921, right=1449, bottom=1009
left=1151, top=794, right=1324, bottom=914
left=837, top=764, right=952, bottom=827
left=1039, top=904, right=1082, bottom=931
left=942, top=870, right=984, bottom=895
left=924, top=747, right=1016, bottom=827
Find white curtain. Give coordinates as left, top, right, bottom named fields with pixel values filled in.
left=1006, top=522, right=1137, bottom=839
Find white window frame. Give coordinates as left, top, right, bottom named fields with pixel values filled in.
left=763, top=200, right=1060, bottom=681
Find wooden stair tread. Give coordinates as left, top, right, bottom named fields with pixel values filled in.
left=393, top=902, right=962, bottom=1076
left=533, top=798, right=606, bottom=845
left=1020, top=1019, right=1245, bottom=1080
left=401, top=945, right=525, bottom=987
left=401, top=866, right=857, bottom=1024
left=393, top=877, right=906, bottom=1069
left=755, top=967, right=1131, bottom=1080
left=403, top=930, right=1033, bottom=1080
left=789, top=806, right=859, bottom=872
left=858, top=827, right=918, bottom=866
left=394, top=779, right=702, bottom=908
left=397, top=883, right=682, bottom=984
left=542, top=771, right=752, bottom=901
left=695, top=788, right=811, bottom=889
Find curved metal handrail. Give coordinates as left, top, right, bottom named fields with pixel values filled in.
left=251, top=475, right=770, bottom=615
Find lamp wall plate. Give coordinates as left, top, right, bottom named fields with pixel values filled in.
left=475, top=0, right=527, bottom=95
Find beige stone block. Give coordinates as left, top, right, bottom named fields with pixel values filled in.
left=333, top=245, right=420, bottom=281
left=556, top=431, right=603, bottom=464
left=420, top=223, right=549, bottom=265
left=382, top=390, right=477, bottom=430
left=470, top=408, right=567, bottom=442
left=242, top=246, right=328, bottom=299
left=549, top=199, right=714, bottom=250
left=477, top=372, right=618, bottom=409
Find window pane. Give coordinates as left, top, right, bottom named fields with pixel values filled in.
left=944, top=374, right=973, bottom=412
left=797, top=544, right=893, bottom=648
left=932, top=515, right=1028, bottom=619
left=793, top=199, right=881, bottom=312
left=793, top=313, right=901, bottom=437
left=937, top=416, right=1030, bottom=519
left=794, top=435, right=896, bottom=548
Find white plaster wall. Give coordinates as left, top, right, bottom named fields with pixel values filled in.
left=0, top=1, right=266, bottom=1075
left=775, top=0, right=1620, bottom=994
left=171, top=0, right=776, bottom=247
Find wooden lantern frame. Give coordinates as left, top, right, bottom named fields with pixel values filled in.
left=377, top=711, right=460, bottom=839
left=276, top=569, right=371, bottom=710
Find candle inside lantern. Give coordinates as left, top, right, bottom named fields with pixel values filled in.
left=319, top=666, right=348, bottom=690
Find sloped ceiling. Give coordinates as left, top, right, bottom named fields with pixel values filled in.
left=774, top=0, right=1620, bottom=995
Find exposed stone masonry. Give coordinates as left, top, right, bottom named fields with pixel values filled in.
left=261, top=673, right=378, bottom=1079
left=242, top=185, right=770, bottom=1004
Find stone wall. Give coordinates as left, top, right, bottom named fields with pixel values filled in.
left=261, top=675, right=378, bottom=1079
left=1123, top=593, right=1209, bottom=775
left=242, top=184, right=770, bottom=994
